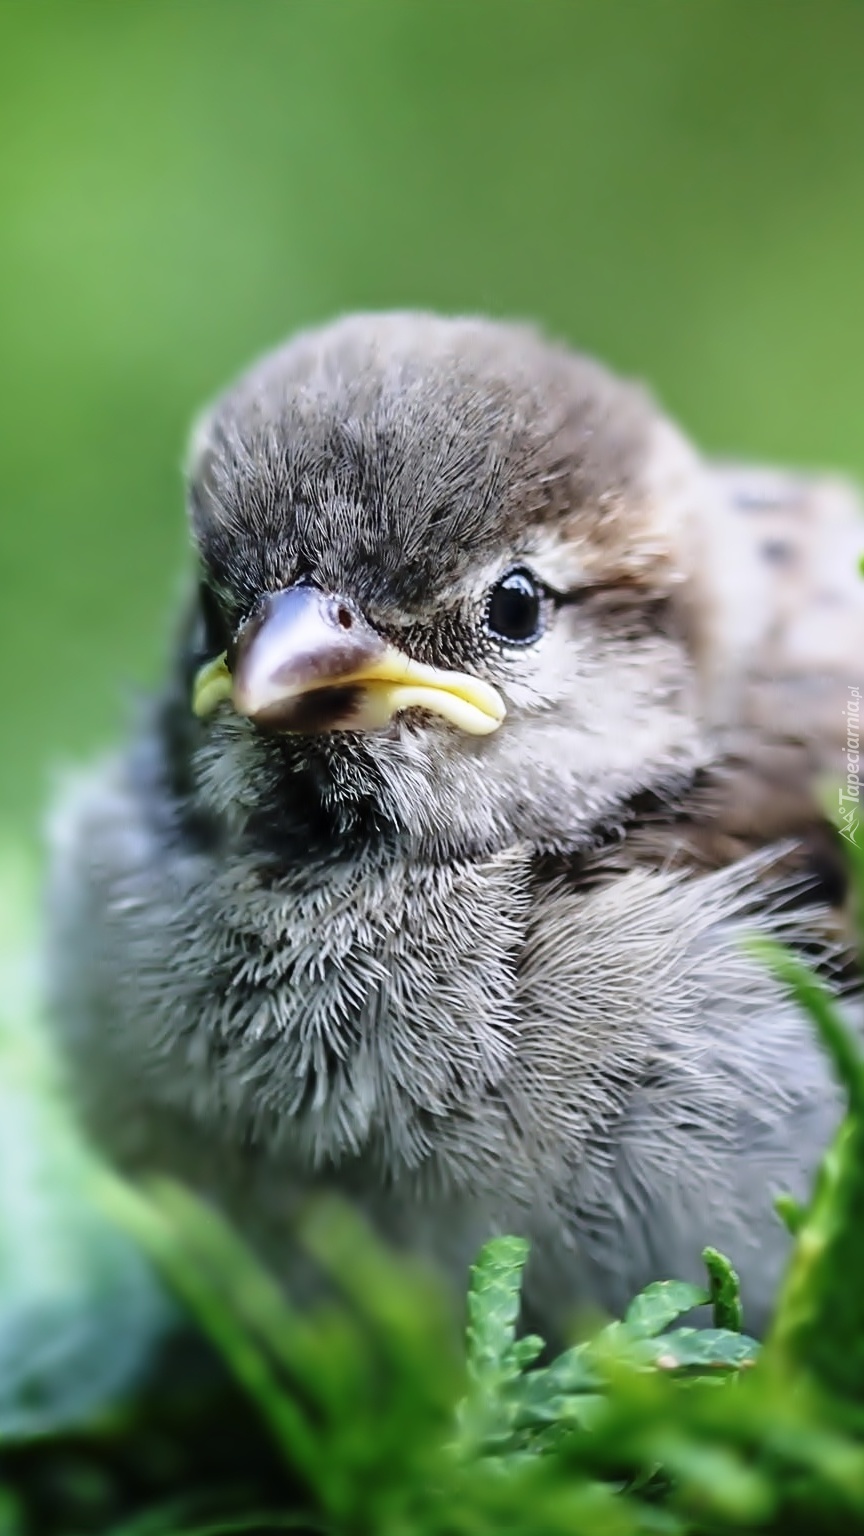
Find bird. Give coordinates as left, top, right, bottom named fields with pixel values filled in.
left=45, top=312, right=864, bottom=1341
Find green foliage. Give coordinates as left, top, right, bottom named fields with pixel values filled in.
left=748, top=830, right=864, bottom=1410
left=702, top=1249, right=744, bottom=1334
left=2, top=858, right=864, bottom=1531
left=2, top=1137, right=863, bottom=1536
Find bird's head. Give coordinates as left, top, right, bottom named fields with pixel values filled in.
left=177, top=313, right=718, bottom=859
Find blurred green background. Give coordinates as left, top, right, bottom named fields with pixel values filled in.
left=0, top=0, right=863, bottom=1454
left=2, top=0, right=864, bottom=846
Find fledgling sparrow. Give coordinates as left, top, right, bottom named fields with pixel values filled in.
left=46, top=314, right=864, bottom=1339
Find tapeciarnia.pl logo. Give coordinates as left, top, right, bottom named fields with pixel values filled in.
left=839, top=685, right=861, bottom=846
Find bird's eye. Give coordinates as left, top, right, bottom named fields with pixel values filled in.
left=485, top=567, right=544, bottom=646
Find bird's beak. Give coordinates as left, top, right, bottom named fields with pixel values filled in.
left=192, top=585, right=506, bottom=736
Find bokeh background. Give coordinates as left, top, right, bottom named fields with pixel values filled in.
left=2, top=0, right=864, bottom=845
left=0, top=0, right=863, bottom=1455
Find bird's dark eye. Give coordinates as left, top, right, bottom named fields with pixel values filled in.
left=485, top=567, right=544, bottom=645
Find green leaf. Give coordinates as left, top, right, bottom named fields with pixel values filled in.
left=108, top=1516, right=320, bottom=1536
left=464, top=1235, right=530, bottom=1383
left=641, top=1327, right=759, bottom=1371
left=624, top=1280, right=708, bottom=1339
left=520, top=1339, right=599, bottom=1397
left=645, top=1433, right=773, bottom=1523
left=0, top=1487, right=23, bottom=1536
left=749, top=938, right=864, bottom=1112
left=96, top=1173, right=327, bottom=1502
left=774, top=1192, right=807, bottom=1237
left=510, top=1369, right=606, bottom=1435
left=768, top=1114, right=864, bottom=1400
left=702, top=1248, right=743, bottom=1332
left=754, top=935, right=864, bottom=1401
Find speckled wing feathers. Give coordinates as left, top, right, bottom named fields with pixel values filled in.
left=603, top=463, right=864, bottom=911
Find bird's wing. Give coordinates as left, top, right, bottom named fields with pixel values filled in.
left=703, top=462, right=864, bottom=849
left=606, top=464, right=863, bottom=915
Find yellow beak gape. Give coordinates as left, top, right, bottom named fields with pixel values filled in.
left=193, top=646, right=505, bottom=736
left=192, top=654, right=233, bottom=718
left=191, top=581, right=506, bottom=738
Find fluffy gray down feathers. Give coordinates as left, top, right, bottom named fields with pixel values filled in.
left=46, top=313, right=864, bottom=1339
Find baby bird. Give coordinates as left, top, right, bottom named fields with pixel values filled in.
left=47, top=314, right=864, bottom=1339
